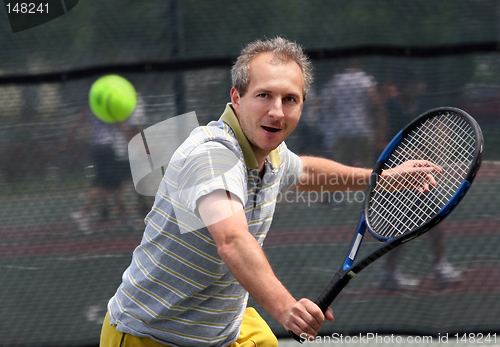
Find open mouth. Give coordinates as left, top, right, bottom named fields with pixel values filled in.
left=262, top=126, right=281, bottom=133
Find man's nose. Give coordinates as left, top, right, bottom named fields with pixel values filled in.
left=268, top=98, right=284, bottom=120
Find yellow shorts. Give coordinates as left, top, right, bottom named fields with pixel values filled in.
left=100, top=307, right=278, bottom=347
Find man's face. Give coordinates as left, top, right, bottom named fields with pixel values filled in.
left=231, top=52, right=304, bottom=163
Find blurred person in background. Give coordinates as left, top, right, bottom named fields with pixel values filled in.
left=284, top=86, right=324, bottom=156
left=68, top=92, right=146, bottom=233
left=319, top=59, right=381, bottom=168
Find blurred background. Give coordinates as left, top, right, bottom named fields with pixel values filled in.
left=1, top=1, right=500, bottom=346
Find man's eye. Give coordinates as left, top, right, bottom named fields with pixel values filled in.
left=284, top=96, right=296, bottom=103
left=258, top=93, right=269, bottom=98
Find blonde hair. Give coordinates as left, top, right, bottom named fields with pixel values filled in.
left=231, top=37, right=313, bottom=101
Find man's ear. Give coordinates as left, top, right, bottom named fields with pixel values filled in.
left=230, top=87, right=240, bottom=109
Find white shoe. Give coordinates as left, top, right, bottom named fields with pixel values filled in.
left=380, top=269, right=420, bottom=291
left=70, top=212, right=90, bottom=233
left=434, top=259, right=461, bottom=283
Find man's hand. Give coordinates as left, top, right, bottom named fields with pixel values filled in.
left=283, top=298, right=334, bottom=340
left=380, top=160, right=443, bottom=193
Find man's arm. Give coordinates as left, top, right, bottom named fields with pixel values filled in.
left=295, top=156, right=372, bottom=192
left=197, top=190, right=333, bottom=339
left=296, top=156, right=442, bottom=194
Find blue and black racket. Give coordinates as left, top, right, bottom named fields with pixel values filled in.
left=290, top=107, right=483, bottom=342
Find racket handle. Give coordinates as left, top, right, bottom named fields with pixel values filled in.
left=315, top=272, right=350, bottom=312
left=289, top=330, right=305, bottom=343
left=288, top=273, right=350, bottom=343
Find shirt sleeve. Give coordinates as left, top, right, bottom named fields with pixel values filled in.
left=176, top=141, right=247, bottom=217
left=278, top=143, right=303, bottom=194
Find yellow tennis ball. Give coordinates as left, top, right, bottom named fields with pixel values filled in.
left=89, top=75, right=137, bottom=123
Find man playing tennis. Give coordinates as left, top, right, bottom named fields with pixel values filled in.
left=100, top=37, right=440, bottom=346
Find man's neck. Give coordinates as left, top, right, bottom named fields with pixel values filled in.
left=251, top=146, right=269, bottom=175
left=257, top=161, right=266, bottom=179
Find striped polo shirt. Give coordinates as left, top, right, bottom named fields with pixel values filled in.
left=107, top=103, right=303, bottom=346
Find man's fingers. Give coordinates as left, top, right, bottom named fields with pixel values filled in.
left=299, top=304, right=323, bottom=332
left=408, top=165, right=441, bottom=175
left=289, top=317, right=318, bottom=340
left=288, top=299, right=326, bottom=338
left=427, top=173, right=437, bottom=187
left=380, top=160, right=443, bottom=193
left=406, top=161, right=442, bottom=193
left=325, top=307, right=335, bottom=321
left=412, top=160, right=443, bottom=173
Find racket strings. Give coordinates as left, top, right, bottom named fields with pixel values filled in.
left=374, top=117, right=474, bottom=236
left=390, top=117, right=473, bottom=205
left=370, top=124, right=465, bottom=236
left=415, top=117, right=473, bottom=201
left=368, top=112, right=476, bottom=238
left=375, top=114, right=474, bottom=236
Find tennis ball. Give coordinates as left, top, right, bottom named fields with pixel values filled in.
left=89, top=75, right=137, bottom=123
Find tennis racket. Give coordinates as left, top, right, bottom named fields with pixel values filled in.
left=289, top=107, right=483, bottom=342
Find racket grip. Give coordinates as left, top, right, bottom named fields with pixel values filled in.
left=314, top=272, right=350, bottom=312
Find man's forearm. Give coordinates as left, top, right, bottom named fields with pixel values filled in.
left=199, top=190, right=327, bottom=336
left=198, top=190, right=296, bottom=325
left=296, top=156, right=372, bottom=192
left=217, top=230, right=296, bottom=325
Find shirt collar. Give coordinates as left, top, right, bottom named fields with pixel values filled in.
left=220, top=103, right=281, bottom=169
